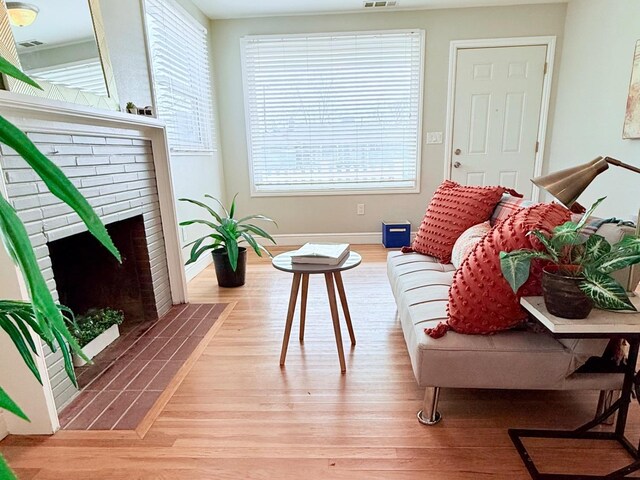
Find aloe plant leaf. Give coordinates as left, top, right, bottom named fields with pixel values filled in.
left=240, top=231, right=272, bottom=258
left=583, top=234, right=611, bottom=265
left=204, top=194, right=229, bottom=217
left=581, top=269, right=636, bottom=311
left=500, top=250, right=552, bottom=293
left=527, top=230, right=558, bottom=260
left=0, top=55, right=41, bottom=90
left=0, top=386, right=28, bottom=422
left=236, top=214, right=277, bottom=226
left=178, top=198, right=223, bottom=224
left=226, top=238, right=239, bottom=271
left=0, top=453, right=17, bottom=480
left=186, top=242, right=219, bottom=266
left=0, top=115, right=120, bottom=262
left=229, top=193, right=239, bottom=219
left=575, top=196, right=606, bottom=231
left=239, top=224, right=276, bottom=244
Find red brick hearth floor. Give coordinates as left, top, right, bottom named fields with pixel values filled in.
left=59, top=303, right=229, bottom=431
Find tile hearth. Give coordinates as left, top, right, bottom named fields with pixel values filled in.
left=59, top=303, right=228, bottom=431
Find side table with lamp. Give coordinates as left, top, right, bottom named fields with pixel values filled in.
left=508, top=155, right=640, bottom=479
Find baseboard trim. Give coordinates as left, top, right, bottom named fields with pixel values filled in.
left=270, top=232, right=382, bottom=246
left=184, top=253, right=213, bottom=281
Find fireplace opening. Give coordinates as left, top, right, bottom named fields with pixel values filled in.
left=48, top=215, right=158, bottom=326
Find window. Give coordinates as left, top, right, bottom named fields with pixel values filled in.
left=28, top=59, right=108, bottom=97
left=145, top=0, right=214, bottom=152
left=241, top=30, right=424, bottom=195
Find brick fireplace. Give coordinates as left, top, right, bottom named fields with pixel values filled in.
left=1, top=129, right=175, bottom=411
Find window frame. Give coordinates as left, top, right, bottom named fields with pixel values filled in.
left=240, top=29, right=425, bottom=197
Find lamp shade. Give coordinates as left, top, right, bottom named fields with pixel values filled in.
left=532, top=156, right=609, bottom=207
left=6, top=2, right=39, bottom=27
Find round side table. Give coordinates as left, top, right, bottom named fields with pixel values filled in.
left=272, top=251, right=362, bottom=373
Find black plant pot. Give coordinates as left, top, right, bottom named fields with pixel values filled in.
left=542, top=265, right=593, bottom=319
left=212, top=247, right=247, bottom=288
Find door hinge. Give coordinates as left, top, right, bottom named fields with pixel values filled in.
left=535, top=141, right=540, bottom=153
left=544, top=62, right=548, bottom=75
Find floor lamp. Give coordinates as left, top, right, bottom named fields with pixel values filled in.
left=531, top=156, right=640, bottom=293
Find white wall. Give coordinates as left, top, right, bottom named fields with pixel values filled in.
left=101, top=0, right=226, bottom=277
left=210, top=4, right=567, bottom=237
left=548, top=0, right=640, bottom=219
left=0, top=411, right=8, bottom=440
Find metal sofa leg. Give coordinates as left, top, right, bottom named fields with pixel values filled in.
left=595, top=390, right=619, bottom=425
left=417, top=386, right=441, bottom=425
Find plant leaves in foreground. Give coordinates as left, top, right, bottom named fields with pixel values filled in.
left=581, top=269, right=636, bottom=311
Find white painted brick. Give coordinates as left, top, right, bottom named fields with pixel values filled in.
left=37, top=256, right=52, bottom=270
left=109, top=155, right=136, bottom=164
left=30, top=233, right=48, bottom=247
left=41, top=267, right=55, bottom=281
left=71, top=135, right=107, bottom=145
left=81, top=176, right=113, bottom=188
left=134, top=155, right=152, bottom=163
left=137, top=171, right=155, bottom=180
left=78, top=186, right=101, bottom=198
left=129, top=198, right=144, bottom=209
left=99, top=183, right=129, bottom=195
left=50, top=145, right=93, bottom=155
left=111, top=172, right=138, bottom=183
left=50, top=157, right=78, bottom=168
left=124, top=163, right=149, bottom=173
left=132, top=139, right=149, bottom=146
left=105, top=137, right=134, bottom=145
left=24, top=221, right=42, bottom=235
left=127, top=179, right=155, bottom=191
left=37, top=182, right=51, bottom=193
left=45, top=278, right=56, bottom=291
left=89, top=195, right=117, bottom=207
left=96, top=165, right=126, bottom=175
left=33, top=245, right=49, bottom=259
left=5, top=170, right=39, bottom=183
left=61, top=166, right=96, bottom=178
left=6, top=183, right=38, bottom=197
left=19, top=208, right=44, bottom=223
left=0, top=144, right=18, bottom=155
left=42, top=203, right=73, bottom=218
left=27, top=133, right=73, bottom=144
left=115, top=190, right=140, bottom=202
left=76, top=155, right=110, bottom=166
left=43, top=216, right=69, bottom=231
left=46, top=223, right=87, bottom=242
left=12, top=196, right=40, bottom=210
left=117, top=208, right=143, bottom=222
left=93, top=145, right=150, bottom=155
left=1, top=157, right=29, bottom=169
left=38, top=193, right=61, bottom=207
left=102, top=201, right=132, bottom=216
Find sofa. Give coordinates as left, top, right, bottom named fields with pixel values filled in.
left=388, top=221, right=637, bottom=425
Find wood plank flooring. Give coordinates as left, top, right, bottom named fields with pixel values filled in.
left=2, top=245, right=640, bottom=479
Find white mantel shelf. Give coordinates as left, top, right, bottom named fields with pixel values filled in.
left=522, top=296, right=640, bottom=335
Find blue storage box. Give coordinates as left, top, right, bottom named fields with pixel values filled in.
left=382, top=221, right=411, bottom=248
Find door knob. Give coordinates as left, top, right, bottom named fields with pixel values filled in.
left=454, top=148, right=462, bottom=155
left=453, top=161, right=462, bottom=168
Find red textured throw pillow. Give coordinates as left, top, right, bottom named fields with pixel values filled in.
left=410, top=180, right=514, bottom=263
left=425, top=203, right=571, bottom=338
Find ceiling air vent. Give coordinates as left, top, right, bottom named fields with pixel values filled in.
left=363, top=1, right=398, bottom=8
left=18, top=39, right=43, bottom=48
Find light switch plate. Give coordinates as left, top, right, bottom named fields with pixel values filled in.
left=426, top=132, right=443, bottom=144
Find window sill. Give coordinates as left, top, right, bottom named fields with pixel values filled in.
left=250, top=186, right=420, bottom=197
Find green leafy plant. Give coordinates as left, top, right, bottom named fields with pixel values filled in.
left=0, top=56, right=120, bottom=479
left=68, top=308, right=124, bottom=348
left=500, top=197, right=640, bottom=311
left=179, top=194, right=277, bottom=271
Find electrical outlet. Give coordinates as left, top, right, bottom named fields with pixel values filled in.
left=357, top=204, right=365, bottom=215
left=426, top=132, right=443, bottom=144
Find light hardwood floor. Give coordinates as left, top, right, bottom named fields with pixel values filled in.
left=2, top=245, right=639, bottom=479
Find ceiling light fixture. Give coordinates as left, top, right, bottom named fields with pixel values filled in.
left=6, top=2, right=39, bottom=27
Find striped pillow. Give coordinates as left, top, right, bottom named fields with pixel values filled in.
left=490, top=194, right=535, bottom=226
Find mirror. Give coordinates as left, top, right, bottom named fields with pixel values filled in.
left=0, top=0, right=119, bottom=110
left=10, top=0, right=107, bottom=96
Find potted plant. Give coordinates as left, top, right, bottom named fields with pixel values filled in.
left=500, top=198, right=640, bottom=319
left=179, top=194, right=277, bottom=287
left=68, top=308, right=124, bottom=366
left=126, top=101, right=137, bottom=114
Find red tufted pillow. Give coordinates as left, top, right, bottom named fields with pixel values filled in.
left=409, top=180, right=513, bottom=263
left=425, top=203, right=571, bottom=338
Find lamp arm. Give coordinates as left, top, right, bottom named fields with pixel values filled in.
left=604, top=157, right=640, bottom=175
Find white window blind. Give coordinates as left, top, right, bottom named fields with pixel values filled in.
left=145, top=0, right=214, bottom=152
left=241, top=30, right=424, bottom=195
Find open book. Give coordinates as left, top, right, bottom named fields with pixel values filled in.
left=290, top=243, right=350, bottom=265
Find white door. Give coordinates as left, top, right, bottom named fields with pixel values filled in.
left=450, top=45, right=547, bottom=198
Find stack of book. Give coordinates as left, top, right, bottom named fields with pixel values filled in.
left=290, top=243, right=350, bottom=266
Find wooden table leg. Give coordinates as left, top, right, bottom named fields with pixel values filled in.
left=334, top=271, right=356, bottom=346
left=324, top=273, right=346, bottom=373
left=299, top=273, right=309, bottom=343
left=280, top=272, right=302, bottom=366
